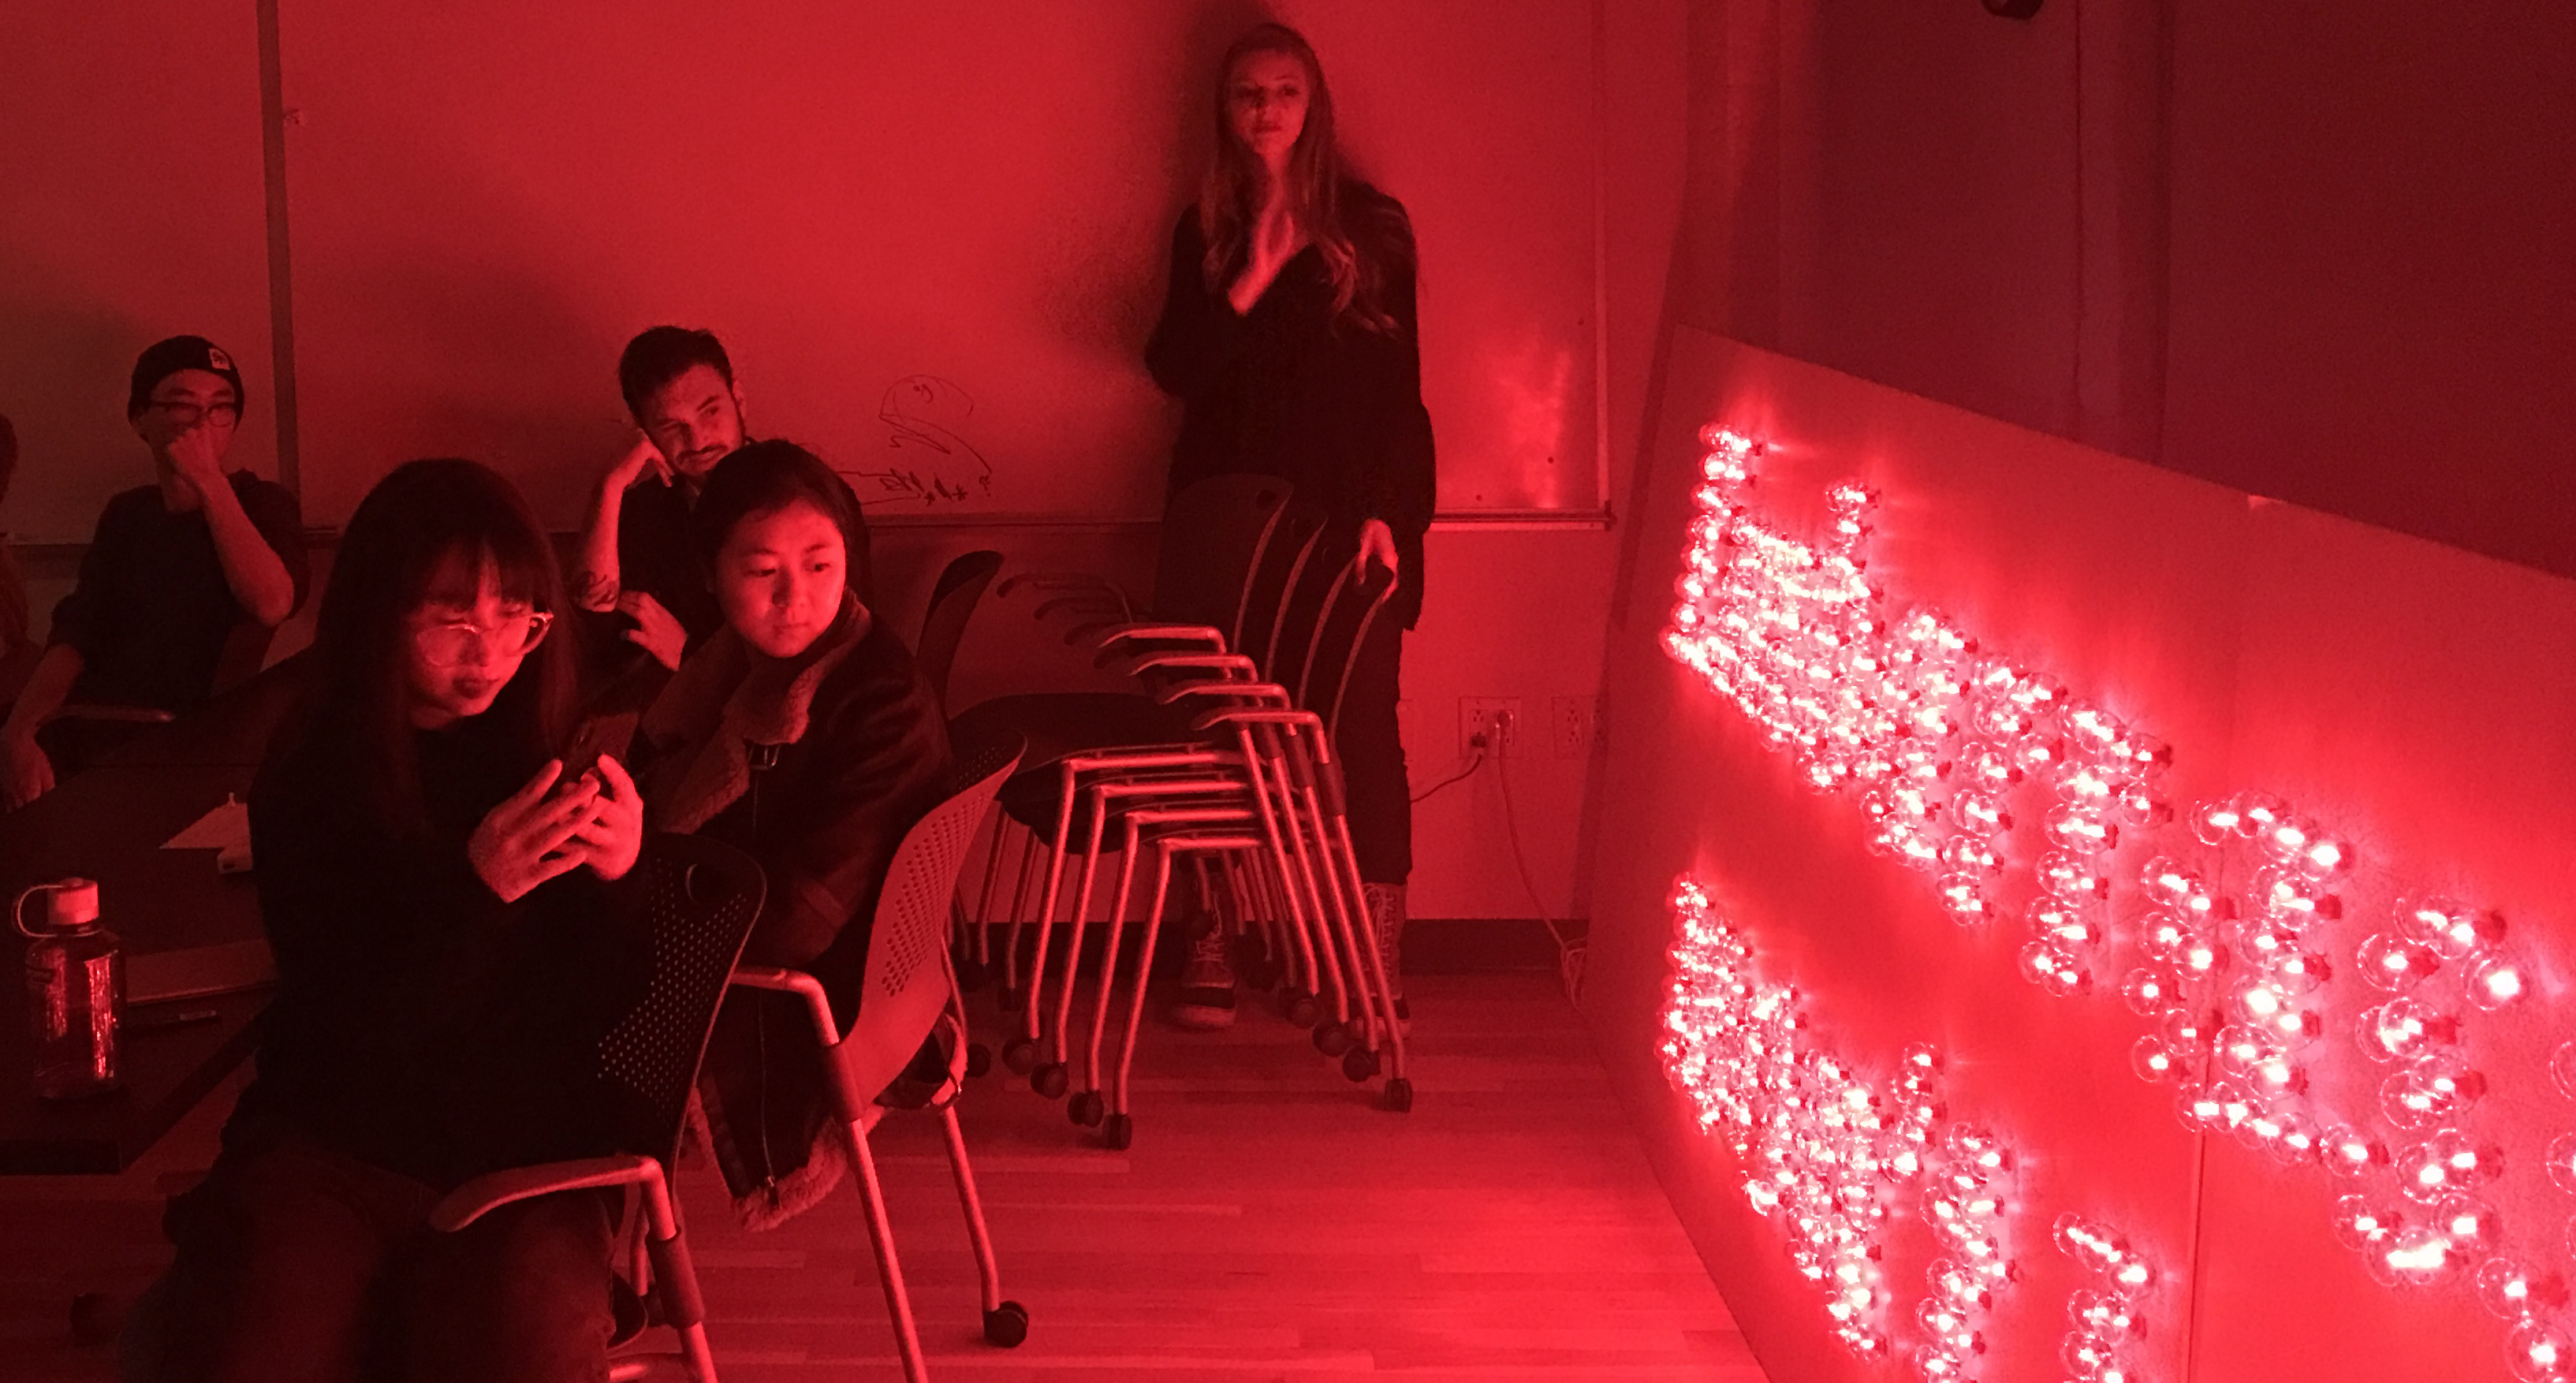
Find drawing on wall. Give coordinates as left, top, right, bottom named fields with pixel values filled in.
left=846, top=375, right=995, bottom=506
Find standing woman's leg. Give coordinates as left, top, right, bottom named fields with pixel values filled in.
left=1330, top=616, right=1411, bottom=1012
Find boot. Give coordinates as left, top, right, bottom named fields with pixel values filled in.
left=1363, top=882, right=1409, bottom=1031
left=1170, top=910, right=1237, bottom=1031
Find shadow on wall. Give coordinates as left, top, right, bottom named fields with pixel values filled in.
left=0, top=294, right=155, bottom=537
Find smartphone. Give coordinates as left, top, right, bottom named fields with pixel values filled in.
left=558, top=715, right=624, bottom=784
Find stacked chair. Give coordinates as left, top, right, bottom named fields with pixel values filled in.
left=947, top=476, right=1415, bottom=1150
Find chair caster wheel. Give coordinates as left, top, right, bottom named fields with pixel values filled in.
left=1031, top=1062, right=1068, bottom=1098
left=1312, top=1021, right=1353, bottom=1057
left=966, top=1043, right=993, bottom=1078
left=1381, top=1077, right=1414, bottom=1113
left=1284, top=990, right=1321, bottom=1027
left=1341, top=1046, right=1381, bottom=1083
left=956, top=955, right=991, bottom=992
left=1068, top=1090, right=1104, bottom=1127
left=1103, top=1113, right=1134, bottom=1150
left=984, top=1300, right=1031, bottom=1348
left=1001, top=1037, right=1037, bottom=1075
left=997, top=986, right=1027, bottom=1015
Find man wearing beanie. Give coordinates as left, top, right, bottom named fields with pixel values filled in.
left=1, top=335, right=308, bottom=809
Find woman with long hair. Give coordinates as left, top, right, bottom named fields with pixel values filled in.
left=634, top=440, right=950, bottom=1226
left=1146, top=22, right=1436, bottom=1029
left=136, top=459, right=649, bottom=1382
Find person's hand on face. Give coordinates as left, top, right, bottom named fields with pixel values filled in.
left=164, top=423, right=229, bottom=495
left=2, top=732, right=54, bottom=811
left=617, top=591, right=687, bottom=671
left=468, top=759, right=600, bottom=903
left=606, top=434, right=673, bottom=492
left=567, top=755, right=643, bottom=882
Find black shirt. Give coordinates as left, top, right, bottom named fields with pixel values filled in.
left=47, top=472, right=308, bottom=712
left=1145, top=182, right=1437, bottom=626
left=235, top=713, right=651, bottom=1189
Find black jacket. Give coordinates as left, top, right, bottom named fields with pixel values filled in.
left=1146, top=183, right=1437, bottom=627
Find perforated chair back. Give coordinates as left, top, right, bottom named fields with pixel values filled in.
left=839, top=730, right=1027, bottom=1105
left=916, top=550, right=1001, bottom=712
left=598, top=833, right=769, bottom=1161
left=1147, top=474, right=1292, bottom=637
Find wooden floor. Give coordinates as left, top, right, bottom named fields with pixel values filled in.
left=2, top=972, right=1765, bottom=1381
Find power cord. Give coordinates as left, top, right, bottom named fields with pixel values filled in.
left=1489, top=714, right=1586, bottom=1007
left=1411, top=743, right=1487, bottom=803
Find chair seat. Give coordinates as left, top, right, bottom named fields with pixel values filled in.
left=951, top=692, right=1206, bottom=836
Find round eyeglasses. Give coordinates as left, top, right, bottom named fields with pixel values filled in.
left=412, top=610, right=553, bottom=667
left=151, top=400, right=242, bottom=428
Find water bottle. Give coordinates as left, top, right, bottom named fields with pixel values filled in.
left=16, top=878, right=123, bottom=1099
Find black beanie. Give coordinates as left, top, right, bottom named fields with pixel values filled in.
left=128, top=336, right=246, bottom=419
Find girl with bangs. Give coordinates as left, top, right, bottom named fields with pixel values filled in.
left=136, top=459, right=649, bottom=1383
left=1146, top=22, right=1437, bottom=1030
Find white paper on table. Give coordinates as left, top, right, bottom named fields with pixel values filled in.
left=162, top=794, right=252, bottom=852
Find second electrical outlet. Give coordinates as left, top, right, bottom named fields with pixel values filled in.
left=1459, top=696, right=1521, bottom=758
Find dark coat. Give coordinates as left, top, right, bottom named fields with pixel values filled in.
left=1146, top=181, right=1437, bottom=628
left=637, top=599, right=951, bottom=1225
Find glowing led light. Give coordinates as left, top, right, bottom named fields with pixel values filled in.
left=2053, top=1213, right=2157, bottom=1383
left=2478, top=1258, right=2567, bottom=1321
left=2464, top=953, right=2529, bottom=1010
left=2508, top=1318, right=2576, bottom=1383
left=1662, top=431, right=2567, bottom=1374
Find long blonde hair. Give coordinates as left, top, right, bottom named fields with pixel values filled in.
left=1199, top=24, right=1404, bottom=335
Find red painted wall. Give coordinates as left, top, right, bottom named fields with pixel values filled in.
left=1588, top=330, right=2574, bottom=1383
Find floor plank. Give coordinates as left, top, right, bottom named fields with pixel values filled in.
left=2, top=972, right=1765, bottom=1380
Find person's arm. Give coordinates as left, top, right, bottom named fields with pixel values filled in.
left=572, top=438, right=669, bottom=613
left=166, top=431, right=295, bottom=625
left=1351, top=196, right=1437, bottom=550
left=1, top=643, right=80, bottom=807
left=742, top=658, right=952, bottom=971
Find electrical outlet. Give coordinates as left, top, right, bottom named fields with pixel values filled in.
left=1459, top=696, right=1521, bottom=758
left=1552, top=694, right=1598, bottom=758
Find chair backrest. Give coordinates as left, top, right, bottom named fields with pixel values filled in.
left=915, top=549, right=1001, bottom=711
left=1147, top=474, right=1292, bottom=637
left=597, top=833, right=769, bottom=1161
left=1288, top=554, right=1397, bottom=729
left=1242, top=502, right=1329, bottom=678
left=837, top=729, right=1027, bottom=1103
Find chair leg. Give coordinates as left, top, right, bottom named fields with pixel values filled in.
left=1108, top=848, right=1178, bottom=1145
left=1016, top=769, right=1083, bottom=1053
left=1041, top=788, right=1115, bottom=1082
left=637, top=1164, right=721, bottom=1383
left=938, top=1105, right=1028, bottom=1347
left=847, top=1122, right=931, bottom=1382
left=1078, top=817, right=1146, bottom=1122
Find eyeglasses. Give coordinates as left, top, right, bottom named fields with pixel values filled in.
left=412, top=610, right=553, bottom=667
left=151, top=399, right=242, bottom=428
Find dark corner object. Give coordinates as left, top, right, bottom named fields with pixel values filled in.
left=1983, top=0, right=2044, bottom=17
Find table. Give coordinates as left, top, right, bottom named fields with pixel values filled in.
left=0, top=665, right=300, bottom=1173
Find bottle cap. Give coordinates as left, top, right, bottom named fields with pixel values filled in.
left=13, top=878, right=99, bottom=937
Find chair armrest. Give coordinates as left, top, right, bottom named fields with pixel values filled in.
left=1127, top=652, right=1254, bottom=677
left=1156, top=679, right=1288, bottom=707
left=730, top=964, right=843, bottom=1046
left=47, top=703, right=177, bottom=726
left=1091, top=624, right=1226, bottom=650
left=1192, top=706, right=1326, bottom=733
left=430, top=1154, right=660, bottom=1232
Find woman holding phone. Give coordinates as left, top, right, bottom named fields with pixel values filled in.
left=1146, top=22, right=1437, bottom=1030
left=136, top=459, right=648, bottom=1382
